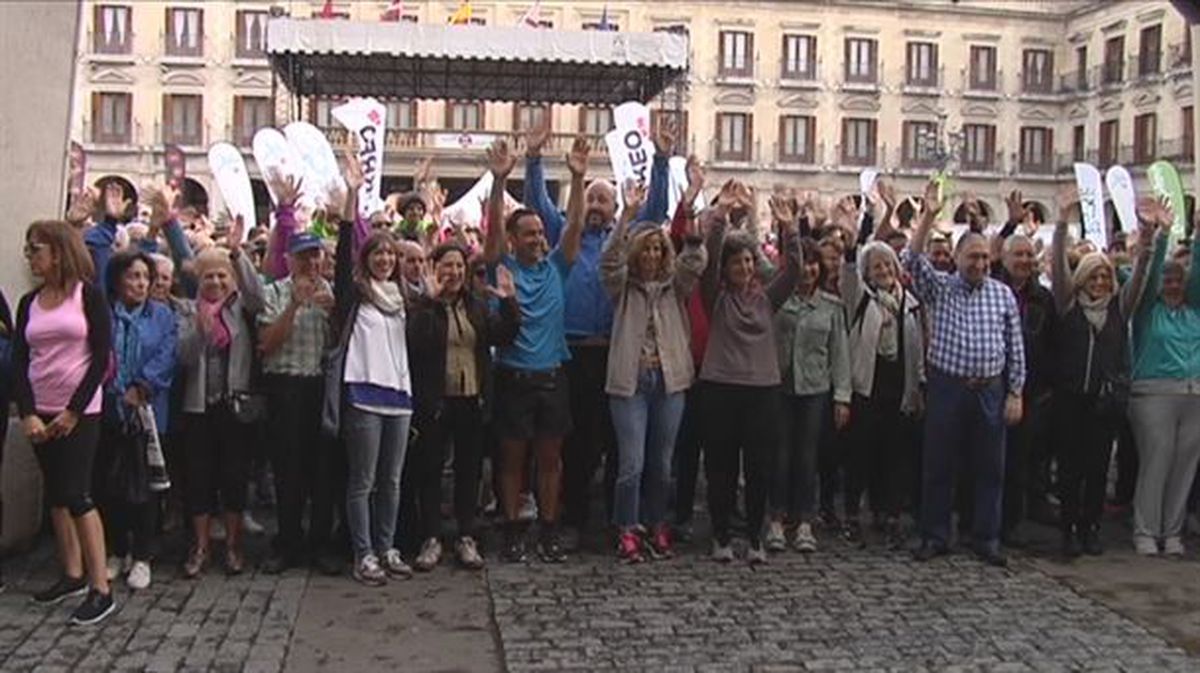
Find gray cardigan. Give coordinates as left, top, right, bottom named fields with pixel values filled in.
left=176, top=252, right=265, bottom=414
left=601, top=227, right=707, bottom=397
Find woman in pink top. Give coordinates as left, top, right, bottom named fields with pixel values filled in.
left=11, top=220, right=116, bottom=625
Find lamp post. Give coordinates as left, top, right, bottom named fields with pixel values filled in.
left=916, top=112, right=963, bottom=172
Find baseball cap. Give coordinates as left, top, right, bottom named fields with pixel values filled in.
left=288, top=231, right=323, bottom=254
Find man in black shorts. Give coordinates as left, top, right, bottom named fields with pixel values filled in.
left=483, top=134, right=587, bottom=563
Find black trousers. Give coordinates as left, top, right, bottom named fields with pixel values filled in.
left=672, top=385, right=703, bottom=526
left=183, top=405, right=250, bottom=515
left=95, top=418, right=158, bottom=561
left=1055, top=391, right=1115, bottom=529
left=846, top=358, right=906, bottom=520
left=1001, top=390, right=1051, bottom=535
left=561, top=343, right=615, bottom=530
left=818, top=409, right=847, bottom=517
left=1113, top=415, right=1139, bottom=506
left=702, top=382, right=779, bottom=546
left=265, top=374, right=338, bottom=557
left=408, top=397, right=486, bottom=541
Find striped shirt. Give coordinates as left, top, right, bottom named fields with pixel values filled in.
left=903, top=250, right=1026, bottom=393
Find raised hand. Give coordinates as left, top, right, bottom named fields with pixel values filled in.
left=715, top=179, right=739, bottom=213
left=1055, top=185, right=1078, bottom=225
left=267, top=168, right=304, bottom=208
left=769, top=192, right=799, bottom=234
left=524, top=116, right=552, bottom=158
left=653, top=116, right=677, bottom=155
left=66, top=186, right=99, bottom=225
left=1005, top=189, right=1026, bottom=224
left=143, top=182, right=179, bottom=231
left=830, top=195, right=858, bottom=231
left=566, top=135, right=590, bottom=177
left=487, top=264, right=516, bottom=300
left=343, top=148, right=365, bottom=192
left=422, top=259, right=444, bottom=299
left=622, top=179, right=647, bottom=219
left=683, top=154, right=704, bottom=198
left=486, top=138, right=518, bottom=178
left=921, top=179, right=943, bottom=220
left=413, top=156, right=434, bottom=188
left=103, top=181, right=131, bottom=220
left=228, top=214, right=246, bottom=249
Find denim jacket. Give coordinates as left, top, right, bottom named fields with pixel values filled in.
left=774, top=290, right=852, bottom=403
left=106, top=299, right=177, bottom=432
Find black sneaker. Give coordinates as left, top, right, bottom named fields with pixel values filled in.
left=500, top=526, right=528, bottom=564
left=1062, top=526, right=1082, bottom=559
left=69, top=589, right=116, bottom=626
left=537, top=528, right=567, bottom=564
left=1081, top=525, right=1104, bottom=556
left=32, top=575, right=88, bottom=605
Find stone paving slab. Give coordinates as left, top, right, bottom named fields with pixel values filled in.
left=488, top=539, right=1199, bottom=673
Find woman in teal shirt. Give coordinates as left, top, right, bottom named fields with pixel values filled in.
left=1129, top=201, right=1200, bottom=557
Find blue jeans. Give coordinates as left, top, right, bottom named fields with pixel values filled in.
left=609, top=368, right=685, bottom=529
left=773, top=393, right=830, bottom=521
left=343, top=406, right=411, bottom=559
left=920, top=371, right=1006, bottom=551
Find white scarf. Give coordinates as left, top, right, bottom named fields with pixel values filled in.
left=370, top=279, right=405, bottom=315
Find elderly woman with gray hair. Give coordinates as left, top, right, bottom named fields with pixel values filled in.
left=1127, top=200, right=1200, bottom=556
left=1049, top=190, right=1156, bottom=558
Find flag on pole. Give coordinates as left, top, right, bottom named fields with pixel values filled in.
left=598, top=3, right=614, bottom=31
left=518, top=0, right=543, bottom=28
left=381, top=0, right=405, bottom=22
left=448, top=0, right=472, bottom=25
left=319, top=0, right=335, bottom=19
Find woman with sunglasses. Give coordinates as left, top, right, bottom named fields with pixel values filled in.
left=12, top=221, right=115, bottom=624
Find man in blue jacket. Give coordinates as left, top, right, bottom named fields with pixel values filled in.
left=521, top=117, right=674, bottom=547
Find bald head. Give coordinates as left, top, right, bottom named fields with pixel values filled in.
left=585, top=179, right=617, bottom=229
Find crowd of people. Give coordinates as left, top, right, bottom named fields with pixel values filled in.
left=0, top=118, right=1197, bottom=627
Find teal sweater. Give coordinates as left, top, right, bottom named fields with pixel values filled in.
left=1131, top=235, right=1200, bottom=382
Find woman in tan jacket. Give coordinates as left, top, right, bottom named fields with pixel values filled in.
left=601, top=181, right=707, bottom=563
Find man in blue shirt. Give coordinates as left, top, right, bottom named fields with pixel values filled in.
left=484, top=134, right=587, bottom=563
left=904, top=180, right=1026, bottom=568
left=521, top=118, right=673, bottom=545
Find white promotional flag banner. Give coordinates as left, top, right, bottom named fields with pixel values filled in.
left=332, top=97, right=387, bottom=218
left=613, top=101, right=651, bottom=137
left=284, top=121, right=345, bottom=212
left=667, top=156, right=706, bottom=221
left=1073, top=162, right=1108, bottom=251
left=858, top=167, right=879, bottom=229
left=252, top=128, right=305, bottom=208
left=605, top=127, right=656, bottom=214
left=1104, top=165, right=1138, bottom=233
left=207, top=142, right=257, bottom=238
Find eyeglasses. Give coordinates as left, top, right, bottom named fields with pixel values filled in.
left=23, top=242, right=47, bottom=258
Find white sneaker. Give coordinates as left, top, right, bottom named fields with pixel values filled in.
left=126, top=561, right=151, bottom=590
left=380, top=548, right=413, bottom=578
left=456, top=537, right=485, bottom=570
left=793, top=522, right=818, bottom=553
left=414, top=538, right=442, bottom=571
left=765, top=521, right=786, bottom=552
left=241, top=511, right=266, bottom=535
left=352, top=554, right=386, bottom=586
left=1163, top=537, right=1185, bottom=556
left=210, top=518, right=227, bottom=541
left=746, top=544, right=768, bottom=565
left=711, top=541, right=734, bottom=563
left=1134, top=535, right=1159, bottom=556
left=105, top=555, right=131, bottom=580
left=517, top=493, right=538, bottom=522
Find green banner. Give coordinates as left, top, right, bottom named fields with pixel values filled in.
left=1147, top=160, right=1188, bottom=247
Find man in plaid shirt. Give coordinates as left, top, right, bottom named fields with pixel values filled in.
left=903, top=182, right=1026, bottom=568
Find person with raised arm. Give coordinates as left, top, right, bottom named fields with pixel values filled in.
left=904, top=180, right=1025, bottom=568
left=601, top=179, right=707, bottom=563
left=483, top=135, right=586, bottom=563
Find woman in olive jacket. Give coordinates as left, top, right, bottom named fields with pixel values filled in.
left=405, top=243, right=520, bottom=570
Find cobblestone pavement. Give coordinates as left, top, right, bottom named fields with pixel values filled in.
left=489, top=537, right=1200, bottom=673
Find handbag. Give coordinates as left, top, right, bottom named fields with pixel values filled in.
left=1094, top=372, right=1131, bottom=417
left=105, top=413, right=151, bottom=505
left=230, top=390, right=267, bottom=424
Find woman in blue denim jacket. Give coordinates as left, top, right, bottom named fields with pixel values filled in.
left=98, top=249, right=177, bottom=591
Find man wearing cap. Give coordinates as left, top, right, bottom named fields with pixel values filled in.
left=258, top=230, right=338, bottom=574
left=520, top=117, right=673, bottom=546
left=904, top=181, right=1026, bottom=568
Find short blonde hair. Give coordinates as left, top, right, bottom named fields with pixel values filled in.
left=626, top=226, right=675, bottom=281
left=193, top=247, right=233, bottom=278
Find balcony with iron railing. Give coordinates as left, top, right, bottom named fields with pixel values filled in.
left=1097, top=60, right=1125, bottom=89
left=779, top=60, right=821, bottom=88
left=709, top=137, right=760, bottom=168
left=319, top=126, right=610, bottom=159
left=87, top=30, right=136, bottom=62
left=959, top=150, right=1005, bottom=174
left=83, top=119, right=144, bottom=148
left=901, top=64, right=944, bottom=96
left=840, top=60, right=883, bottom=92
left=1128, top=51, right=1165, bottom=85
left=1015, top=151, right=1062, bottom=177
left=772, top=141, right=824, bottom=170
left=160, top=32, right=208, bottom=62
left=1017, top=70, right=1056, bottom=98
left=961, top=68, right=1003, bottom=98
left=1059, top=69, right=1092, bottom=96
left=1158, top=137, right=1195, bottom=163
left=715, top=52, right=758, bottom=86
left=157, top=121, right=210, bottom=149
left=834, top=143, right=878, bottom=169
left=1167, top=42, right=1193, bottom=72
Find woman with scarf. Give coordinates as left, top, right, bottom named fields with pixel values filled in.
left=841, top=240, right=925, bottom=548
left=602, top=181, right=707, bottom=563
left=176, top=228, right=264, bottom=577
left=332, top=224, right=413, bottom=586
left=96, top=250, right=177, bottom=590
left=699, top=194, right=800, bottom=564
left=1050, top=190, right=1155, bottom=557
left=405, top=244, right=520, bottom=570
left=1128, top=199, right=1200, bottom=556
